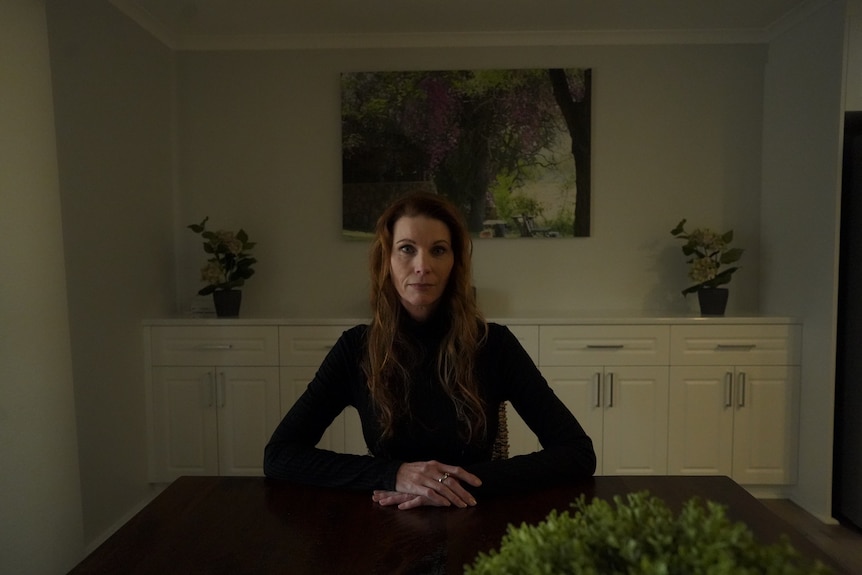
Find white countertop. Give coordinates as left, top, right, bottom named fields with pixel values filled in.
left=143, top=312, right=800, bottom=326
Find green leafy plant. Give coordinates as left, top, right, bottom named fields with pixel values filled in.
left=464, top=491, right=831, bottom=575
left=188, top=217, right=257, bottom=295
left=671, top=219, right=744, bottom=296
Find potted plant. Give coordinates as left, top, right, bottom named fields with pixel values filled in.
left=188, top=216, right=257, bottom=317
left=671, top=219, right=744, bottom=316
left=465, top=491, right=831, bottom=574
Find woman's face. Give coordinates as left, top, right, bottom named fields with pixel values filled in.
left=390, top=215, right=455, bottom=322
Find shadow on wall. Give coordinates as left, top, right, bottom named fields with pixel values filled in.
left=644, top=244, right=699, bottom=315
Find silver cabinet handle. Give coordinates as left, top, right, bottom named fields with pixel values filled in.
left=195, top=343, right=233, bottom=350
left=737, top=372, right=746, bottom=407
left=607, top=372, right=615, bottom=408
left=217, top=371, right=227, bottom=407
left=724, top=372, right=733, bottom=407
left=715, top=344, right=756, bottom=351
left=586, top=344, right=625, bottom=349
left=594, top=373, right=602, bottom=408
left=205, top=372, right=215, bottom=407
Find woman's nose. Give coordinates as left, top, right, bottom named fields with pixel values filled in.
left=414, top=252, right=431, bottom=274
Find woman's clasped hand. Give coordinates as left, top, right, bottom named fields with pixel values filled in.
left=371, top=460, right=482, bottom=510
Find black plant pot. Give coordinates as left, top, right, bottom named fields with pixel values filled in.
left=697, top=287, right=729, bottom=316
left=213, top=289, right=242, bottom=318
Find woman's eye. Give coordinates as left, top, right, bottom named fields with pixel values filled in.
left=399, top=245, right=416, bottom=255
left=432, top=246, right=448, bottom=256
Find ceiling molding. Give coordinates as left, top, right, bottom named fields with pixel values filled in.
left=110, top=0, right=824, bottom=52
left=139, top=28, right=771, bottom=52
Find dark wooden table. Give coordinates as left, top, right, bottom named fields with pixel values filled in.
left=69, top=475, right=840, bottom=574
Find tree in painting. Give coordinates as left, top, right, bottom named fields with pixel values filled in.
left=342, top=68, right=591, bottom=238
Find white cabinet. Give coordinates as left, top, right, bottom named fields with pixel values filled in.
left=279, top=325, right=366, bottom=455
left=143, top=317, right=802, bottom=487
left=537, top=325, right=670, bottom=474
left=668, top=324, right=801, bottom=485
left=147, top=326, right=280, bottom=482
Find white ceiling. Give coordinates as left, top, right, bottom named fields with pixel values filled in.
left=109, top=0, right=825, bottom=49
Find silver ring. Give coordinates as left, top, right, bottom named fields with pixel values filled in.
left=437, top=472, right=450, bottom=483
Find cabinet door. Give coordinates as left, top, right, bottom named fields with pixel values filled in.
left=732, top=366, right=799, bottom=485
left=217, top=367, right=280, bottom=476
left=668, top=366, right=734, bottom=476
left=279, top=367, right=346, bottom=452
left=543, top=366, right=605, bottom=472
left=150, top=366, right=219, bottom=482
left=602, top=366, right=669, bottom=475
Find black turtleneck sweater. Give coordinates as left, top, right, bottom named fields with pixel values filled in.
left=263, top=313, right=596, bottom=496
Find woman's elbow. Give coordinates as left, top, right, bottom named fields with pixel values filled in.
left=577, top=438, right=597, bottom=477
left=263, top=442, right=289, bottom=479
left=584, top=449, right=597, bottom=477
left=263, top=444, right=276, bottom=478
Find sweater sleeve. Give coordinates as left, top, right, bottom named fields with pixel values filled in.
left=263, top=327, right=402, bottom=490
left=463, top=325, right=597, bottom=496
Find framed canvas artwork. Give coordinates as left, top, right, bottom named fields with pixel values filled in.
left=341, top=68, right=592, bottom=239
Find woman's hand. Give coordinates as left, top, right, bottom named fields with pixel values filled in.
left=373, top=460, right=482, bottom=510
left=371, top=491, right=428, bottom=509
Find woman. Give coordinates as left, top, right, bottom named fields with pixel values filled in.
left=264, top=192, right=595, bottom=510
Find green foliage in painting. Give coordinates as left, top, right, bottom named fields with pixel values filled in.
left=342, top=68, right=591, bottom=235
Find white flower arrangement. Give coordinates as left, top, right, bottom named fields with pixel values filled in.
left=671, top=219, right=743, bottom=296
left=188, top=217, right=257, bottom=295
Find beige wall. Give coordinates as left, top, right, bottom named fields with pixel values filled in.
left=0, top=1, right=84, bottom=572
left=174, top=45, right=766, bottom=318
left=848, top=2, right=862, bottom=111
left=46, top=0, right=176, bottom=547
left=761, top=0, right=847, bottom=520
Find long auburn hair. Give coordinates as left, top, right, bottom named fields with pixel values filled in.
left=364, top=192, right=488, bottom=443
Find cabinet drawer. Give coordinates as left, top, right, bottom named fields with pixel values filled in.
left=670, top=324, right=801, bottom=366
left=539, top=325, right=670, bottom=366
left=280, top=326, right=352, bottom=366
left=150, top=326, right=278, bottom=366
